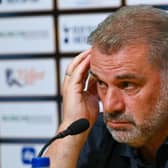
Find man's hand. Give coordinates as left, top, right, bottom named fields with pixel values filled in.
left=44, top=49, right=99, bottom=168
left=61, top=49, right=99, bottom=129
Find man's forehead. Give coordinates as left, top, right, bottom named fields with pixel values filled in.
left=89, top=69, right=145, bottom=81
left=90, top=43, right=153, bottom=74
left=91, top=43, right=148, bottom=59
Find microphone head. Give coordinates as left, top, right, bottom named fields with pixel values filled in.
left=37, top=118, right=90, bottom=157
left=68, top=118, right=90, bottom=135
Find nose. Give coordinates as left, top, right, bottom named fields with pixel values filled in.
left=102, top=87, right=125, bottom=114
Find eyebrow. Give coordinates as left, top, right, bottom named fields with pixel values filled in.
left=90, top=70, right=144, bottom=81
left=115, top=74, right=144, bottom=80
left=89, top=70, right=99, bottom=79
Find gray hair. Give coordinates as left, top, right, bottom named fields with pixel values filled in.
left=88, top=6, right=168, bottom=70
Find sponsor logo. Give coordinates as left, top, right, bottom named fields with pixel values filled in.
left=5, top=68, right=45, bottom=87
left=22, top=147, right=36, bottom=165
left=1, top=114, right=52, bottom=124
left=3, top=0, right=39, bottom=4
left=63, top=25, right=95, bottom=45
left=6, top=69, right=22, bottom=87
left=0, top=30, right=49, bottom=39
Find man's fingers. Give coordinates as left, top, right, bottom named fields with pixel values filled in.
left=66, top=49, right=91, bottom=75
left=62, top=49, right=91, bottom=94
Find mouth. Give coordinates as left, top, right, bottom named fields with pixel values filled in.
left=107, top=120, right=132, bottom=129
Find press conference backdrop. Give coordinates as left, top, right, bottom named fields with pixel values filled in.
left=0, top=0, right=167, bottom=168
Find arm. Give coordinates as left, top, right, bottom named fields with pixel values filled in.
left=44, top=49, right=99, bottom=168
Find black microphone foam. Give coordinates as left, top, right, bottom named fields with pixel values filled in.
left=38, top=118, right=89, bottom=157
left=67, top=118, right=90, bottom=135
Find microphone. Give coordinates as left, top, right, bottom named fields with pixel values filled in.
left=38, top=118, right=89, bottom=157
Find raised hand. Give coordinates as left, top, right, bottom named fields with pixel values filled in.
left=62, top=49, right=99, bottom=128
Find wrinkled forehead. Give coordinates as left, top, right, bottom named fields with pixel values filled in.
left=90, top=44, right=149, bottom=67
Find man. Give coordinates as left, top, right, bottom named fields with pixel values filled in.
left=45, top=6, right=168, bottom=168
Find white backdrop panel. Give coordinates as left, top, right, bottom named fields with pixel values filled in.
left=58, top=13, right=110, bottom=53
left=0, top=144, right=44, bottom=168
left=57, top=0, right=121, bottom=9
left=0, top=59, right=57, bottom=96
left=0, top=16, right=55, bottom=55
left=0, top=101, right=58, bottom=138
left=0, top=0, right=53, bottom=12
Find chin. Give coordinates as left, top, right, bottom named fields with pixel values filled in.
left=108, top=128, right=147, bottom=147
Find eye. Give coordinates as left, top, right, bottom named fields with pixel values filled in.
left=97, top=80, right=107, bottom=88
left=119, top=81, right=136, bottom=90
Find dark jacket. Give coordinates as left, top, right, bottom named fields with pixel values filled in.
left=77, top=113, right=168, bottom=168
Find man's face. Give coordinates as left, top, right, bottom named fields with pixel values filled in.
left=90, top=44, right=168, bottom=147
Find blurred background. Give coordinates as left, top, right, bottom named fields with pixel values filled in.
left=0, top=0, right=167, bottom=167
